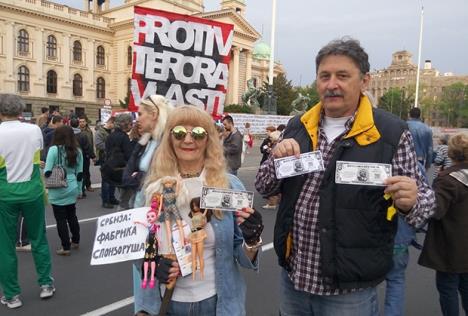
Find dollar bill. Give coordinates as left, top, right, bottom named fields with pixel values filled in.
left=274, top=151, right=325, bottom=179
left=200, top=187, right=254, bottom=211
left=335, top=161, right=392, bottom=186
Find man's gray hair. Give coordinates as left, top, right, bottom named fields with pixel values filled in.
left=115, top=113, right=133, bottom=129
left=0, top=94, right=25, bottom=117
left=316, top=37, right=370, bottom=75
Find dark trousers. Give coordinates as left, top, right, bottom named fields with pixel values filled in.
left=51, top=204, right=80, bottom=250
left=436, top=271, right=468, bottom=316
left=82, top=157, right=91, bottom=192
left=101, top=180, right=116, bottom=204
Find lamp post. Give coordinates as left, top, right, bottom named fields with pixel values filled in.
left=414, top=3, right=424, bottom=108
left=264, top=0, right=277, bottom=114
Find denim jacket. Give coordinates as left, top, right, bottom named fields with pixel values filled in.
left=133, top=174, right=259, bottom=316
left=407, top=119, right=433, bottom=169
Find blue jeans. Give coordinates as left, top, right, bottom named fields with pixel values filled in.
left=384, top=247, right=410, bottom=316
left=436, top=271, right=468, bottom=316
left=279, top=269, right=379, bottom=316
left=101, top=180, right=116, bottom=204
left=167, top=294, right=217, bottom=316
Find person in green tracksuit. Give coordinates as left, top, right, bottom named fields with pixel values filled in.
left=0, top=94, right=55, bottom=310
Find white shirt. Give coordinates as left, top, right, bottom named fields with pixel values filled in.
left=322, top=116, right=351, bottom=143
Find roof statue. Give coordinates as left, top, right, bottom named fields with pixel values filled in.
left=241, top=78, right=264, bottom=109
left=289, top=92, right=311, bottom=115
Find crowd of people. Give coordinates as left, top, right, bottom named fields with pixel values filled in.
left=0, top=37, right=467, bottom=316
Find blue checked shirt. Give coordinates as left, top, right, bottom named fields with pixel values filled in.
left=256, top=116, right=435, bottom=295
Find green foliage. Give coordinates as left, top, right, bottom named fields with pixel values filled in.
left=438, top=82, right=468, bottom=127
left=295, top=82, right=320, bottom=110
left=223, top=104, right=254, bottom=114
left=379, top=88, right=414, bottom=120
left=260, top=73, right=298, bottom=115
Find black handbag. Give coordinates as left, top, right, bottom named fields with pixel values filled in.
left=45, top=147, right=68, bottom=188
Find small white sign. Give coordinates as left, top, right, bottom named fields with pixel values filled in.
left=90, top=207, right=150, bottom=265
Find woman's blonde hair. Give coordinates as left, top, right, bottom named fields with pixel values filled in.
left=145, top=106, right=229, bottom=217
left=448, top=133, right=468, bottom=163
left=138, top=95, right=174, bottom=142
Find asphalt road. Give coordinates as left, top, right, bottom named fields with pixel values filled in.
left=2, top=143, right=445, bottom=316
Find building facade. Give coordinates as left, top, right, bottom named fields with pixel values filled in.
left=369, top=50, right=468, bottom=126
left=0, top=0, right=284, bottom=121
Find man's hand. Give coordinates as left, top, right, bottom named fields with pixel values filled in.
left=272, top=138, right=301, bottom=159
left=384, top=176, right=418, bottom=212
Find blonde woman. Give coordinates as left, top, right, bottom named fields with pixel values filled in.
left=140, top=105, right=263, bottom=316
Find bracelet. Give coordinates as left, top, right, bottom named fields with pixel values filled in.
left=243, top=237, right=263, bottom=251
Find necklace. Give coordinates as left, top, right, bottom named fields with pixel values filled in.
left=180, top=171, right=202, bottom=178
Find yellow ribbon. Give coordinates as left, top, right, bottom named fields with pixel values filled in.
left=384, top=193, right=397, bottom=221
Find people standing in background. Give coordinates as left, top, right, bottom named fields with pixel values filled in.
left=433, top=134, right=452, bottom=179
left=276, top=124, right=286, bottom=133
left=36, top=107, right=49, bottom=130
left=44, top=125, right=83, bottom=256
left=79, top=115, right=96, bottom=194
left=418, top=133, right=468, bottom=316
left=242, top=122, right=253, bottom=163
left=260, top=125, right=277, bottom=165
left=222, top=115, right=243, bottom=175
left=118, top=123, right=141, bottom=210
left=42, top=115, right=64, bottom=160
left=0, top=94, right=55, bottom=309
left=407, top=107, right=433, bottom=171
left=95, top=116, right=115, bottom=166
left=261, top=130, right=281, bottom=210
left=70, top=118, right=95, bottom=198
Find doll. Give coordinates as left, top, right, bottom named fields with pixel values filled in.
left=189, top=197, right=210, bottom=280
left=134, top=192, right=162, bottom=289
left=159, top=177, right=185, bottom=249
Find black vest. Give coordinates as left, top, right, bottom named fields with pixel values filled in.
left=274, top=108, right=406, bottom=289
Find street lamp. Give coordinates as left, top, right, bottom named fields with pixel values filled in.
left=414, top=3, right=424, bottom=108
left=264, top=0, right=277, bottom=114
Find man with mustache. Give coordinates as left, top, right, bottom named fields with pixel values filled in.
left=256, top=38, right=435, bottom=315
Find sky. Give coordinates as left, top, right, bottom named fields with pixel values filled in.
left=56, top=0, right=468, bottom=86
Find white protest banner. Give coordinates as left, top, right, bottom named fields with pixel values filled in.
left=129, top=6, right=234, bottom=117
left=227, top=113, right=293, bottom=135
left=90, top=207, right=150, bottom=265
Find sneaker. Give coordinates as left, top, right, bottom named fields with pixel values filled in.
left=102, top=203, right=114, bottom=209
left=39, top=285, right=55, bottom=299
left=56, top=248, right=71, bottom=256
left=16, top=244, right=32, bottom=252
left=71, top=242, right=79, bottom=250
left=1, top=295, right=22, bottom=309
left=110, top=199, right=120, bottom=205
left=262, top=204, right=277, bottom=209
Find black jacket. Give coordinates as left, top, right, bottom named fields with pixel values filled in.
left=121, top=142, right=148, bottom=189
left=274, top=108, right=406, bottom=290
left=101, top=128, right=132, bottom=185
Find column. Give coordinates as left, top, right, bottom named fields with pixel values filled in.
left=63, top=34, right=70, bottom=84
left=82, top=0, right=89, bottom=11
left=93, top=0, right=99, bottom=14
left=35, top=27, right=44, bottom=81
left=232, top=46, right=240, bottom=104
left=87, top=39, right=95, bottom=100
left=5, top=22, right=14, bottom=79
left=104, top=0, right=110, bottom=11
left=245, top=49, right=252, bottom=82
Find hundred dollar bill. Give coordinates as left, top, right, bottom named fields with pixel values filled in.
left=200, top=187, right=254, bottom=211
left=274, top=151, right=325, bottom=179
left=335, top=161, right=392, bottom=186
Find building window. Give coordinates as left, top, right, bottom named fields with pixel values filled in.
left=17, top=29, right=29, bottom=55
left=46, top=35, right=57, bottom=59
left=18, top=66, right=29, bottom=92
left=127, top=46, right=132, bottom=66
left=25, top=104, right=32, bottom=113
left=96, top=77, right=105, bottom=98
left=47, top=70, right=57, bottom=94
left=97, top=45, right=105, bottom=66
left=73, top=74, right=83, bottom=96
left=127, top=78, right=132, bottom=96
left=73, top=40, right=82, bottom=62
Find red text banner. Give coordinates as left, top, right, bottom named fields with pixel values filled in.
left=130, top=6, right=234, bottom=117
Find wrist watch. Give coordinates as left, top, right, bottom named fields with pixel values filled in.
left=243, top=237, right=263, bottom=251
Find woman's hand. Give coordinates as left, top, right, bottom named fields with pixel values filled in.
left=236, top=207, right=264, bottom=246
left=156, top=256, right=180, bottom=284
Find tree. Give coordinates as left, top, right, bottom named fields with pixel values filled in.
left=261, top=73, right=297, bottom=115
left=439, top=82, right=468, bottom=127
left=378, top=88, right=413, bottom=120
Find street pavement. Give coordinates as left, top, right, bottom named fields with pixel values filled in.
left=2, top=142, right=445, bottom=316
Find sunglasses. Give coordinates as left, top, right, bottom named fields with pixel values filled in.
left=171, top=126, right=207, bottom=141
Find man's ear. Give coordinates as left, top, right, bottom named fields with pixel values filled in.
left=361, top=73, right=371, bottom=92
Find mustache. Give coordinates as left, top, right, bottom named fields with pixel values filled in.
left=324, top=90, right=344, bottom=97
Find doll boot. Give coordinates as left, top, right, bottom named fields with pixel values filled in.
left=141, top=279, right=147, bottom=289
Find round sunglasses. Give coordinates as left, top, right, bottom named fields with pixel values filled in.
left=171, top=126, right=207, bottom=141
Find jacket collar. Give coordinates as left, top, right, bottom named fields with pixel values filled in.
left=300, top=95, right=381, bottom=150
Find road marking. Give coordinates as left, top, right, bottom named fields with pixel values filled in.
left=46, top=217, right=98, bottom=229
left=81, top=242, right=274, bottom=315
left=81, top=296, right=134, bottom=316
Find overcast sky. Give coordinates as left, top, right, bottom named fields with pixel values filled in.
left=57, top=0, right=468, bottom=86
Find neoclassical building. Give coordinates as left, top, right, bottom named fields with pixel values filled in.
left=369, top=50, right=468, bottom=126
left=0, top=0, right=284, bottom=121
